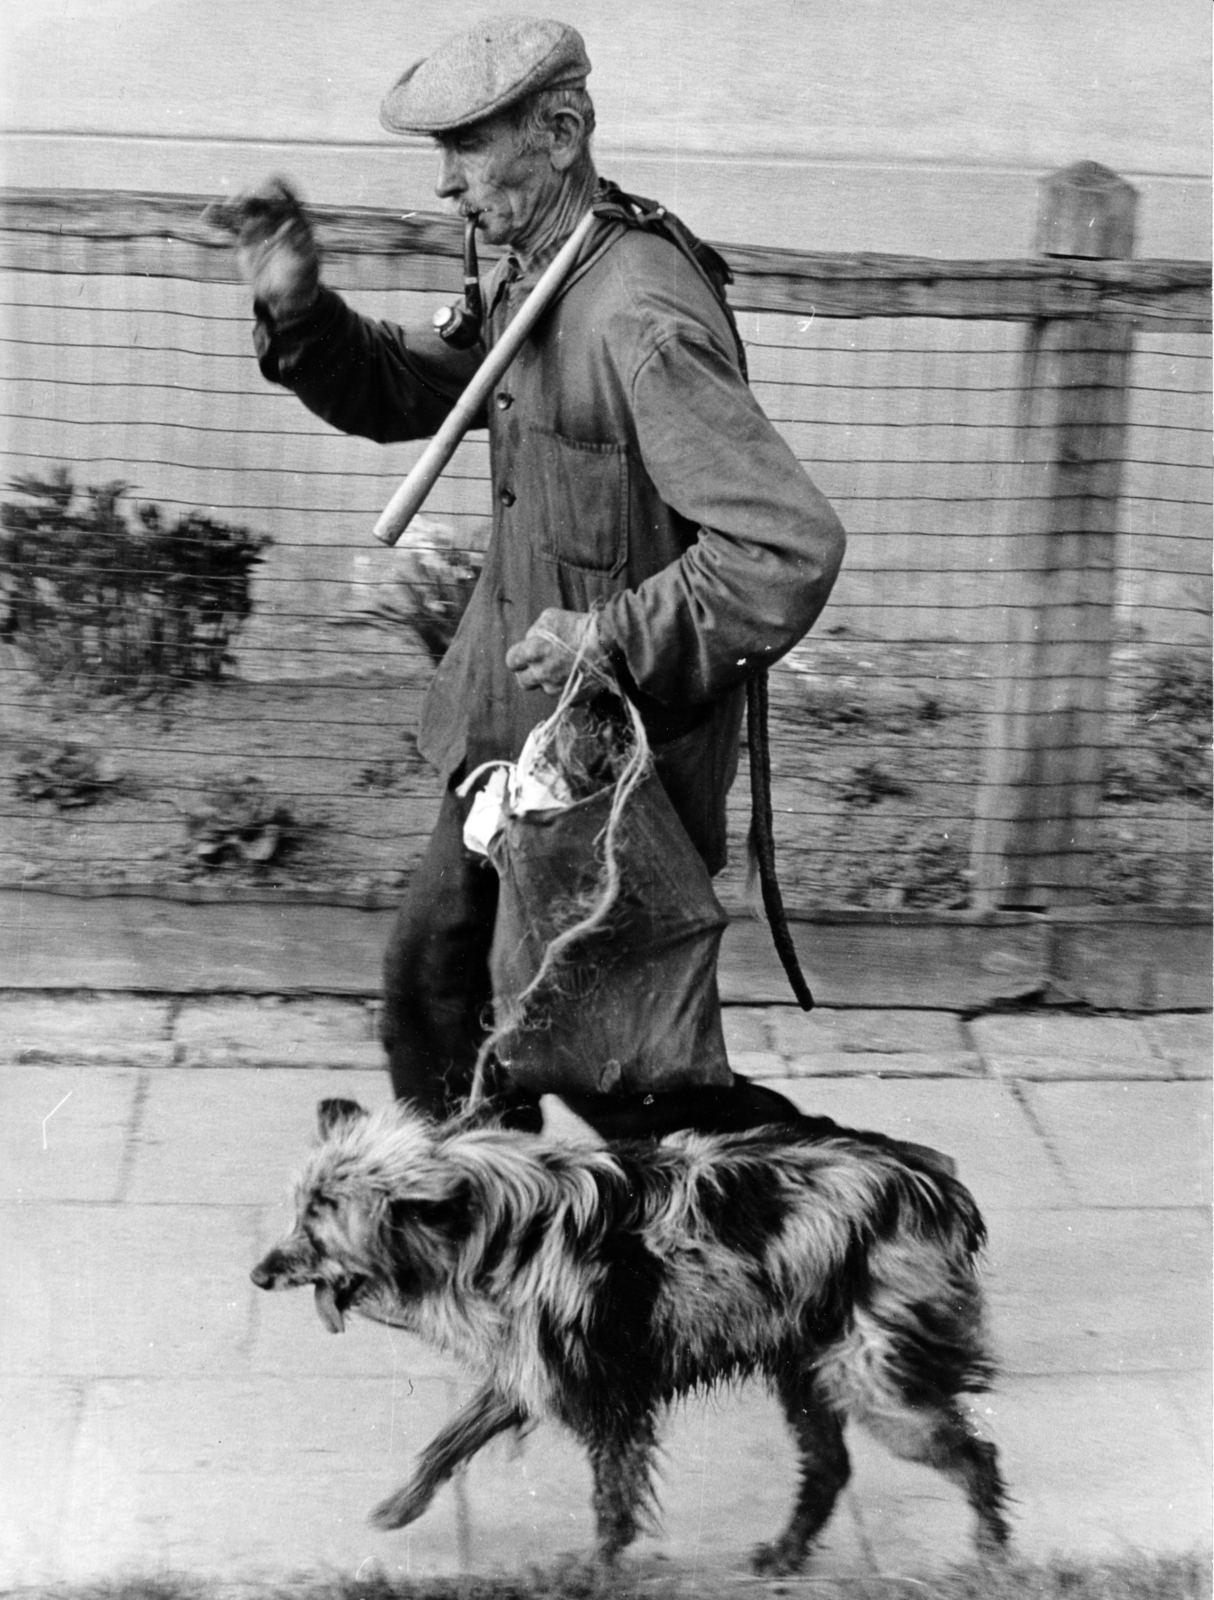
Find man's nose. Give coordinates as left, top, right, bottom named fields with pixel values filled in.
left=434, top=146, right=464, bottom=200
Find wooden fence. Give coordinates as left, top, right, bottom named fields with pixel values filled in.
left=1, top=163, right=1210, bottom=923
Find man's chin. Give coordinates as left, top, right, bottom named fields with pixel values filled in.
left=468, top=210, right=512, bottom=247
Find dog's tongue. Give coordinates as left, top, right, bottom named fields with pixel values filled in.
left=314, top=1282, right=345, bottom=1334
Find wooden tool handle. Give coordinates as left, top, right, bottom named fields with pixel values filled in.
left=373, top=208, right=598, bottom=547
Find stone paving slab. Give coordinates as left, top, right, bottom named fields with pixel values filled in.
left=984, top=1372, right=1211, bottom=1559
left=458, top=1422, right=596, bottom=1575
left=54, top=1468, right=467, bottom=1589
left=0, top=993, right=173, bottom=1068
left=1022, top=1080, right=1212, bottom=1209
left=2, top=1066, right=140, bottom=1204
left=174, top=995, right=382, bottom=1069
left=970, top=1013, right=1197, bottom=1082
left=767, top=1076, right=1072, bottom=1212
left=980, top=1051, right=1182, bottom=1081
left=251, top=1295, right=471, bottom=1382
left=984, top=1206, right=1212, bottom=1377
left=723, top=1005, right=977, bottom=1061
left=0, top=1378, right=81, bottom=1586
left=969, top=1013, right=1162, bottom=1063
left=769, top=1007, right=973, bottom=1059
left=632, top=1391, right=870, bottom=1575
left=124, top=1067, right=393, bottom=1206
left=52, top=1376, right=466, bottom=1586
left=1162, top=1366, right=1214, bottom=1461
left=844, top=1425, right=976, bottom=1572
left=62, top=1372, right=457, bottom=1487
left=748, top=1048, right=983, bottom=1079
left=850, top=1369, right=1212, bottom=1566
left=3, top=1202, right=259, bottom=1378
left=1146, top=1012, right=1214, bottom=1075
left=1, top=994, right=1207, bottom=1080
left=719, top=1006, right=773, bottom=1055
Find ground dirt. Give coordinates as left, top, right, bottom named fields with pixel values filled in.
left=8, top=1552, right=1211, bottom=1600
left=2, top=627, right=1209, bottom=912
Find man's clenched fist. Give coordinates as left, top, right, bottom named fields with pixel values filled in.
left=505, top=607, right=606, bottom=696
left=204, top=177, right=320, bottom=325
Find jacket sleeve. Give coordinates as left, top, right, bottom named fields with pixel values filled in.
left=596, top=328, right=845, bottom=707
left=253, top=286, right=486, bottom=443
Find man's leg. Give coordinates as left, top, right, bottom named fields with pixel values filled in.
left=380, top=784, right=499, bottom=1116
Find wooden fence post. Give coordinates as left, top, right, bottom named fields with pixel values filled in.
left=970, top=161, right=1138, bottom=910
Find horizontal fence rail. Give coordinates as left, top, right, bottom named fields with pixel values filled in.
left=1, top=188, right=1210, bottom=327
left=0, top=181, right=1210, bottom=918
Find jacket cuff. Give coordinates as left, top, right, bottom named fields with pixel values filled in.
left=594, top=605, right=716, bottom=744
left=253, top=285, right=343, bottom=385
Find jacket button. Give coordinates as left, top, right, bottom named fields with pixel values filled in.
left=499, top=487, right=516, bottom=507
left=495, top=392, right=514, bottom=410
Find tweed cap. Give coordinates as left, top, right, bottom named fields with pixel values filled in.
left=380, top=16, right=590, bottom=136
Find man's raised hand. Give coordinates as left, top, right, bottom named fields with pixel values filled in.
left=203, top=178, right=320, bottom=325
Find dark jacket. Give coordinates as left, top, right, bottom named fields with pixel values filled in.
left=256, top=196, right=845, bottom=871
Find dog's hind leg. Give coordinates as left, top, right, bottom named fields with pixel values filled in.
left=369, top=1382, right=527, bottom=1531
left=858, top=1398, right=1011, bottom=1555
left=752, top=1367, right=851, bottom=1575
left=587, top=1418, right=659, bottom=1566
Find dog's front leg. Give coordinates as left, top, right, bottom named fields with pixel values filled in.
left=369, top=1382, right=527, bottom=1531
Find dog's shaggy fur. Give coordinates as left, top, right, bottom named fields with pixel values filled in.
left=252, top=1097, right=1010, bottom=1572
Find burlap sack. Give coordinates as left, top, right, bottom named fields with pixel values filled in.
left=488, top=768, right=732, bottom=1096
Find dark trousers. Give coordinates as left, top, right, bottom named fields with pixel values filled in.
left=380, top=784, right=500, bottom=1116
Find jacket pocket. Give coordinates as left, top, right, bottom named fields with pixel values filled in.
left=525, top=426, right=629, bottom=575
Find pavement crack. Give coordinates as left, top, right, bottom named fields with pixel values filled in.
left=448, top=1377, right=474, bottom=1571
left=166, top=993, right=188, bottom=1065
left=842, top=1483, right=881, bottom=1572
left=1005, top=1078, right=1079, bottom=1201
left=47, top=1379, right=90, bottom=1564
left=958, top=1014, right=996, bottom=1078
left=112, top=1068, right=151, bottom=1204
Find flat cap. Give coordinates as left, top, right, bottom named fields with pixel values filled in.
left=380, top=16, right=590, bottom=136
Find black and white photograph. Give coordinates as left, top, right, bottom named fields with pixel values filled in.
left=1, top=2, right=1210, bottom=1595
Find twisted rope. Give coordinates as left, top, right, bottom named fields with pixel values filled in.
left=747, top=669, right=814, bottom=1011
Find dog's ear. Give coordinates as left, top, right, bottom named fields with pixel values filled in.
left=317, top=1097, right=367, bottom=1138
left=388, top=1178, right=472, bottom=1239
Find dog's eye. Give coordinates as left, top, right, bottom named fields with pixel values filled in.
left=306, top=1194, right=338, bottom=1217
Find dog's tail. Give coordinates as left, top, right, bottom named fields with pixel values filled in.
left=891, top=1155, right=988, bottom=1260
left=836, top=1156, right=998, bottom=1408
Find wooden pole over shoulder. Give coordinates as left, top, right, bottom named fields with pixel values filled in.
left=373, top=209, right=597, bottom=547
left=970, top=162, right=1138, bottom=910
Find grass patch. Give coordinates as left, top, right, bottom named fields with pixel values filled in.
left=1104, top=649, right=1213, bottom=808
left=13, top=1552, right=1211, bottom=1600
left=181, top=774, right=322, bottom=874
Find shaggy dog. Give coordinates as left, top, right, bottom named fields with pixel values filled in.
left=252, top=1098, right=1009, bottom=1572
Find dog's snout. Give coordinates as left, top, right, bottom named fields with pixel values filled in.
left=250, top=1251, right=283, bottom=1290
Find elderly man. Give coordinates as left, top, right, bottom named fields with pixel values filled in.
left=234, top=17, right=845, bottom=1118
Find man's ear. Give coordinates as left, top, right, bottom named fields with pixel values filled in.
left=547, top=108, right=586, bottom=173
left=317, top=1097, right=367, bottom=1138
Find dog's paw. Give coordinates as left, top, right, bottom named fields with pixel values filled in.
left=751, top=1536, right=808, bottom=1576
left=368, top=1480, right=434, bottom=1531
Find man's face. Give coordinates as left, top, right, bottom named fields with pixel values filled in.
left=433, top=113, right=560, bottom=250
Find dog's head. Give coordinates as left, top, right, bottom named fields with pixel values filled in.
left=250, top=1097, right=473, bottom=1334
